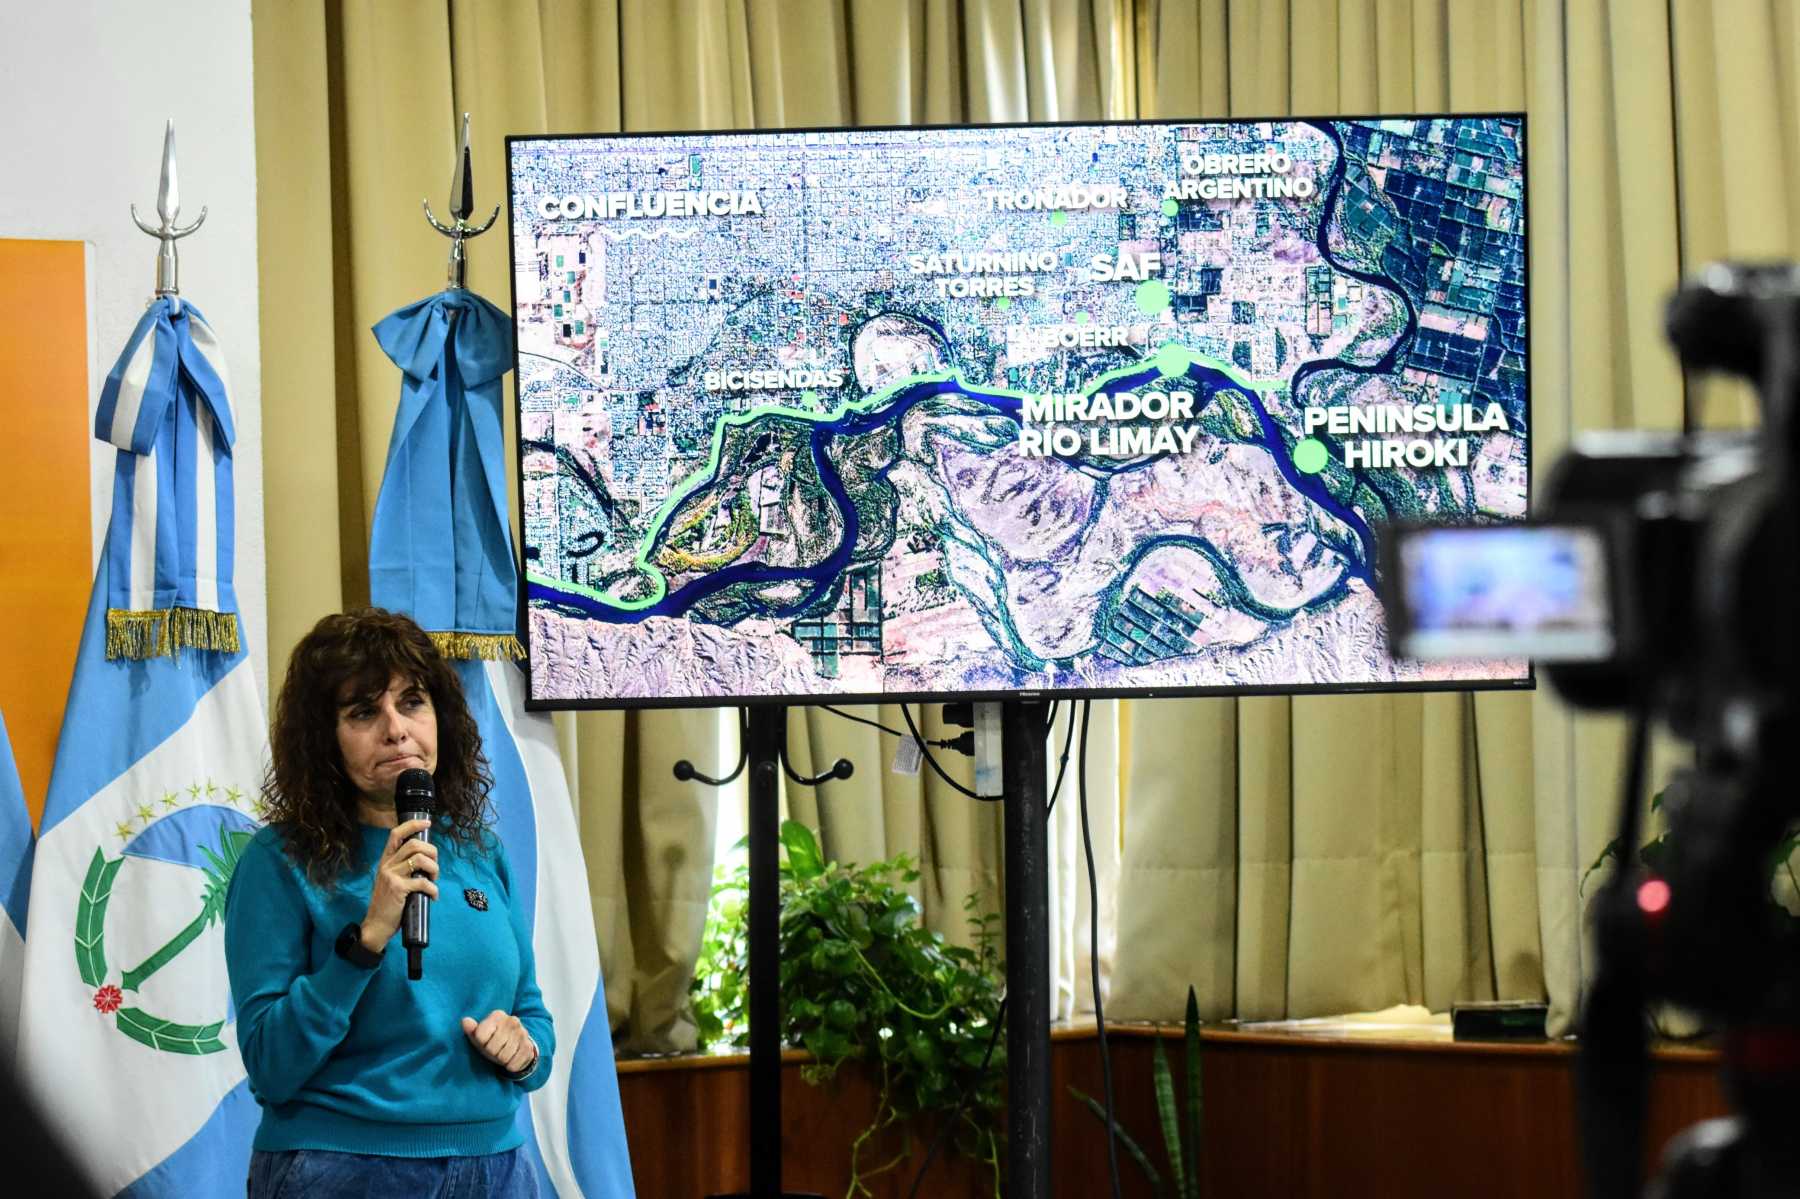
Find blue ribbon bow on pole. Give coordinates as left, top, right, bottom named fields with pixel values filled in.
left=369, top=288, right=520, bottom=658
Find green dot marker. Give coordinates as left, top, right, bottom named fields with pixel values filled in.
left=1050, top=210, right=1069, bottom=227
left=1134, top=279, right=1172, bottom=316
left=802, top=390, right=819, bottom=405
left=1074, top=311, right=1090, bottom=325
left=996, top=296, right=1013, bottom=310
left=1152, top=342, right=1189, bottom=377
left=1161, top=198, right=1179, bottom=217
left=1294, top=438, right=1330, bottom=474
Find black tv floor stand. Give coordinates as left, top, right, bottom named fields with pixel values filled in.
left=679, top=699, right=1054, bottom=1198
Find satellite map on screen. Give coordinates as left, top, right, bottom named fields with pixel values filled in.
left=510, top=117, right=1528, bottom=705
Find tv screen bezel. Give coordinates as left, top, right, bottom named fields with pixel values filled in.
left=504, top=111, right=1534, bottom=712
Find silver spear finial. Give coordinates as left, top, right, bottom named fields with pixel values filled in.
left=131, top=121, right=207, bottom=315
left=424, top=113, right=500, bottom=289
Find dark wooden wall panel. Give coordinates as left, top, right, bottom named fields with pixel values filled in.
left=614, top=1031, right=1727, bottom=1198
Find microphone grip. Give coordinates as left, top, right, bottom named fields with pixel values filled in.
left=399, top=809, right=431, bottom=977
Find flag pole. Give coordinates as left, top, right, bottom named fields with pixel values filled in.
left=424, top=113, right=499, bottom=291
left=370, top=112, right=637, bottom=1196
left=130, top=121, right=206, bottom=317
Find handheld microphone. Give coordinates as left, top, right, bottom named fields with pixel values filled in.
left=394, top=768, right=436, bottom=981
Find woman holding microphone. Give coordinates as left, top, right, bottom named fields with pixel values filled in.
left=225, top=608, right=551, bottom=1197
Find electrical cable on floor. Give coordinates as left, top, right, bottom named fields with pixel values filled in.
left=1078, top=699, right=1124, bottom=1199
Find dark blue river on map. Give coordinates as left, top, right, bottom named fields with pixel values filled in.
left=530, top=120, right=1413, bottom=630
left=531, top=369, right=1371, bottom=625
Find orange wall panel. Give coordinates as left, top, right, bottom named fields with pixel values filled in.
left=0, top=239, right=91, bottom=824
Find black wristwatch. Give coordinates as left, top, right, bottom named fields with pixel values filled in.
left=335, top=922, right=385, bottom=969
left=507, top=1039, right=540, bottom=1082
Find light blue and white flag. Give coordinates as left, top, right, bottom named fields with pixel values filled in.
left=0, top=710, right=34, bottom=1070
left=371, top=289, right=635, bottom=1198
left=91, top=298, right=240, bottom=660
left=15, top=297, right=265, bottom=1197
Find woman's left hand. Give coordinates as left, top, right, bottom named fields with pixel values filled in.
left=461, top=1010, right=536, bottom=1074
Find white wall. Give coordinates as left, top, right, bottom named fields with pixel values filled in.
left=0, top=0, right=266, bottom=700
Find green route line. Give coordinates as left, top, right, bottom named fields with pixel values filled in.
left=529, top=342, right=1286, bottom=612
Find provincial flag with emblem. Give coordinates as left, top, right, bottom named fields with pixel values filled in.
left=0, top=710, right=33, bottom=1067
left=14, top=296, right=266, bottom=1196
left=369, top=286, right=635, bottom=1198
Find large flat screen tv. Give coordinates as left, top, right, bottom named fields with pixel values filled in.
left=507, top=115, right=1529, bottom=709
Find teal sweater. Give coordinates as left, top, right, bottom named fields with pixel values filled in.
left=224, top=822, right=554, bottom=1157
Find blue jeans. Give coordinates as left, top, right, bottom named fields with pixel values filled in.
left=247, top=1146, right=540, bottom=1199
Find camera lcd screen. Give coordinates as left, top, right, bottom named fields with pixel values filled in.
left=1393, top=525, right=1613, bottom=662
left=509, top=116, right=1529, bottom=708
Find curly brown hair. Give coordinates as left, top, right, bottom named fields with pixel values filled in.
left=264, top=607, right=493, bottom=885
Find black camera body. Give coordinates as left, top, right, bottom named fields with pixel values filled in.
left=1388, top=262, right=1800, bottom=1198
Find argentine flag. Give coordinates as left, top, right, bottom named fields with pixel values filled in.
left=0, top=710, right=33, bottom=1068
left=15, top=298, right=266, bottom=1196
left=370, top=289, right=635, bottom=1197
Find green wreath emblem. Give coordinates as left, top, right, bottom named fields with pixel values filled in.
left=75, top=824, right=254, bottom=1055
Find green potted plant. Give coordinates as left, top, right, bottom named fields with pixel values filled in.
left=690, top=820, right=1007, bottom=1198
left=1582, top=789, right=1800, bottom=914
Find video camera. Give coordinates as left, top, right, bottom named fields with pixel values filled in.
left=1385, top=263, right=1800, bottom=1198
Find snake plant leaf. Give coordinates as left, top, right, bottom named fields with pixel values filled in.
left=1154, top=1036, right=1186, bottom=1199
left=1185, top=985, right=1203, bottom=1199
left=1070, top=1085, right=1167, bottom=1198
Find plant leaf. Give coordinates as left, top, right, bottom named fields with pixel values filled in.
left=1185, top=986, right=1203, bottom=1199
left=1069, top=1085, right=1167, bottom=1197
left=780, top=819, right=825, bottom=880
left=1579, top=836, right=1624, bottom=897
left=686, top=824, right=1009, bottom=1190
left=1154, top=1037, right=1186, bottom=1199
left=1767, top=830, right=1800, bottom=892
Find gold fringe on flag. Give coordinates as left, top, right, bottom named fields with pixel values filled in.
left=106, top=610, right=171, bottom=659
left=429, top=631, right=525, bottom=661
left=105, top=607, right=242, bottom=660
